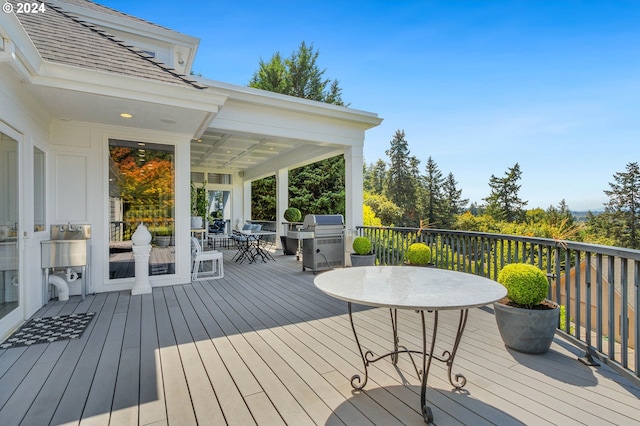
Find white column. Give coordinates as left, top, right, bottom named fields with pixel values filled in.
left=276, top=168, right=288, bottom=248
left=243, top=177, right=252, bottom=225
left=131, top=245, right=152, bottom=295
left=344, top=146, right=364, bottom=230
left=131, top=223, right=152, bottom=295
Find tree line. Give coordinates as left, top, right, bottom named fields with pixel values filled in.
left=248, top=42, right=640, bottom=250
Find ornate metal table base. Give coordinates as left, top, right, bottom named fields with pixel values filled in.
left=348, top=302, right=469, bottom=424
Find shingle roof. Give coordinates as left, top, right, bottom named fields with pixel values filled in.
left=56, top=0, right=172, bottom=31
left=11, top=0, right=206, bottom=89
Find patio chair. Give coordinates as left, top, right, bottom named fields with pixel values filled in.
left=191, top=237, right=223, bottom=281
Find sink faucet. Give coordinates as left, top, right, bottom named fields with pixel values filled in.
left=68, top=222, right=75, bottom=231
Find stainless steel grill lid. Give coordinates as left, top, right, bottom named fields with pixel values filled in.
left=303, top=214, right=344, bottom=234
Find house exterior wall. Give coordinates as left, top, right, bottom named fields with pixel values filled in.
left=49, top=121, right=195, bottom=294
left=0, top=67, right=51, bottom=330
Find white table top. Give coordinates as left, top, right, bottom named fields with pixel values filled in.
left=239, top=230, right=276, bottom=236
left=314, top=266, right=507, bottom=311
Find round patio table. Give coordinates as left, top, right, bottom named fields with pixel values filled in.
left=314, top=266, right=506, bottom=424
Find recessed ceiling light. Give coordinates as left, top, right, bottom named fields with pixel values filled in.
left=120, top=113, right=132, bottom=118
left=226, top=150, right=230, bottom=154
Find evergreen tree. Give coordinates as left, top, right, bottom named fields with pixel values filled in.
left=249, top=41, right=346, bottom=106
left=248, top=41, right=348, bottom=217
left=483, top=163, right=528, bottom=222
left=384, top=130, right=420, bottom=226
left=364, top=159, right=387, bottom=195
left=440, top=172, right=468, bottom=229
left=251, top=176, right=276, bottom=220
left=289, top=155, right=345, bottom=215
left=603, top=162, right=640, bottom=249
left=248, top=52, right=288, bottom=93
left=421, top=156, right=444, bottom=227
left=546, top=199, right=575, bottom=227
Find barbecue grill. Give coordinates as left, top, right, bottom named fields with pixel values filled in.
left=301, top=214, right=345, bottom=274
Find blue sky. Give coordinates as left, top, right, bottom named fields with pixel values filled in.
left=98, top=0, right=639, bottom=211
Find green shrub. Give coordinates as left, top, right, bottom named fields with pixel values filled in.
left=497, top=263, right=548, bottom=308
left=352, top=236, right=372, bottom=255
left=284, top=207, right=302, bottom=222
left=405, top=243, right=432, bottom=265
left=150, top=225, right=173, bottom=236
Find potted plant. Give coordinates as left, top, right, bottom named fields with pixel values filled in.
left=350, top=236, right=376, bottom=266
left=493, top=263, right=560, bottom=354
left=404, top=242, right=433, bottom=266
left=153, top=226, right=173, bottom=248
left=281, top=207, right=302, bottom=255
left=190, top=180, right=208, bottom=229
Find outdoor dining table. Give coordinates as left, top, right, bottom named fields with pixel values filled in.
left=237, top=229, right=277, bottom=263
left=314, top=266, right=506, bottom=424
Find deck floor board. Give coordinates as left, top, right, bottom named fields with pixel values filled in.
left=0, top=249, right=639, bottom=425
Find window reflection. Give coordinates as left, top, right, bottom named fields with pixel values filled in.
left=108, top=139, right=175, bottom=278
left=0, top=131, right=19, bottom=320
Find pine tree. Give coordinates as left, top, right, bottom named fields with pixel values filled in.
left=364, top=159, right=387, bottom=195
left=441, top=172, right=469, bottom=229
left=603, top=162, right=640, bottom=249
left=249, top=41, right=346, bottom=106
left=289, top=155, right=345, bottom=215
left=384, top=130, right=420, bottom=226
left=421, top=156, right=444, bottom=227
left=248, top=52, right=288, bottom=93
left=483, top=163, right=528, bottom=222
left=248, top=41, right=348, bottom=217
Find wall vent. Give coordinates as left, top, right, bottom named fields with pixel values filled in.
left=190, top=171, right=205, bottom=183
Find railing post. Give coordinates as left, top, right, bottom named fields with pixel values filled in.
left=578, top=251, right=600, bottom=366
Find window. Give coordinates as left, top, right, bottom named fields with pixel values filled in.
left=108, top=139, right=175, bottom=278
left=33, top=147, right=45, bottom=232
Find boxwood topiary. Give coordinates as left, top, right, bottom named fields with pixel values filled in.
left=405, top=243, right=432, bottom=265
left=497, top=263, right=549, bottom=308
left=283, top=207, right=302, bottom=222
left=352, top=236, right=372, bottom=255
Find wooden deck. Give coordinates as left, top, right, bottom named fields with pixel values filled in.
left=1, top=248, right=639, bottom=425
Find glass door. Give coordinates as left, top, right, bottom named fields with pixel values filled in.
left=0, top=131, right=20, bottom=322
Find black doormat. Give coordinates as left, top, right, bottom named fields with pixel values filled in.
left=0, top=312, right=95, bottom=349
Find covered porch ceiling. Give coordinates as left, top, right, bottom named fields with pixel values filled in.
left=190, top=129, right=345, bottom=179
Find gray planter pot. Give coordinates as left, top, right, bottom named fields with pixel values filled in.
left=191, top=216, right=203, bottom=228
left=350, top=253, right=376, bottom=267
left=493, top=300, right=560, bottom=354
left=280, top=236, right=297, bottom=255
left=155, top=236, right=171, bottom=248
